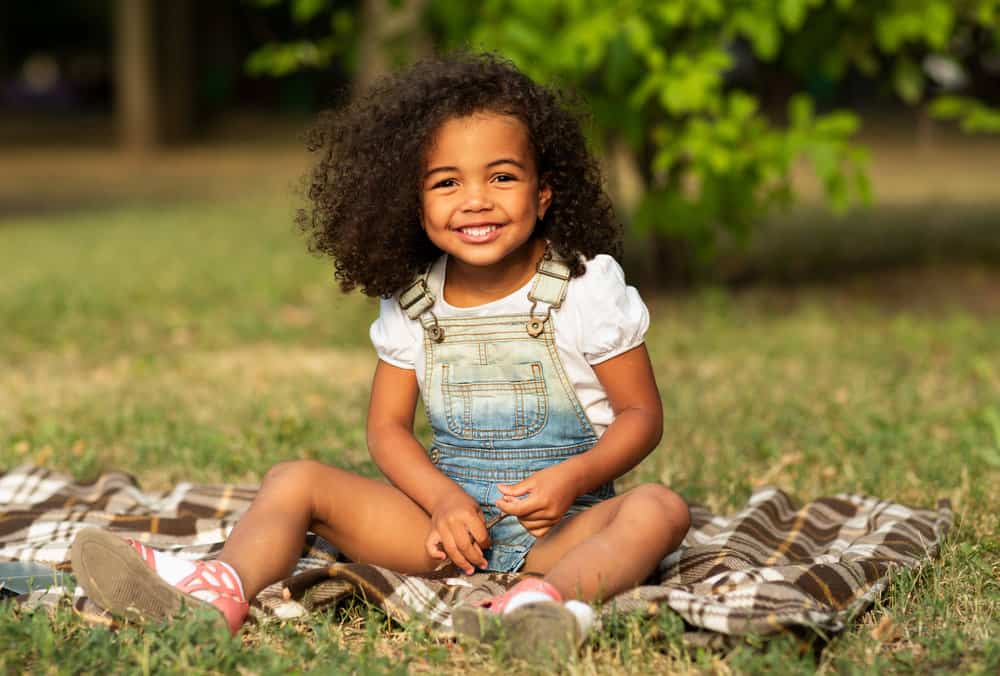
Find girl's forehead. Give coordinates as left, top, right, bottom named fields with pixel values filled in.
left=424, top=112, right=534, bottom=165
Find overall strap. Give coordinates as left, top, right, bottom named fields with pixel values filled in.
left=399, top=247, right=574, bottom=341
left=525, top=250, right=572, bottom=337
left=527, top=254, right=571, bottom=308
left=398, top=269, right=445, bottom=341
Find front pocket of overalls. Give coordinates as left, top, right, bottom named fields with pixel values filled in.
left=440, top=362, right=548, bottom=440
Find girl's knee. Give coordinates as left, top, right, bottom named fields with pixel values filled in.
left=627, top=484, right=691, bottom=539
left=262, top=459, right=329, bottom=489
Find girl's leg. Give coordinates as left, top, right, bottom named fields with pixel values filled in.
left=520, top=483, right=690, bottom=601
left=72, top=459, right=441, bottom=633
left=218, top=459, right=441, bottom=598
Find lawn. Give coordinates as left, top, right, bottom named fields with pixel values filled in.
left=1, top=161, right=998, bottom=673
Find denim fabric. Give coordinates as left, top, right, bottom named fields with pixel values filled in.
left=423, top=313, right=614, bottom=572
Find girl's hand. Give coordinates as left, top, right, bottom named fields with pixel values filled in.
left=426, top=491, right=490, bottom=574
left=495, top=464, right=582, bottom=537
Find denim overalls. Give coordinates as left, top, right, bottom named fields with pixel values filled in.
left=398, top=253, right=614, bottom=572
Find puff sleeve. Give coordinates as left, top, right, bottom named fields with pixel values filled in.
left=369, top=295, right=421, bottom=369
left=571, top=254, right=650, bottom=365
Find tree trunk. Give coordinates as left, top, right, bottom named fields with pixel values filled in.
left=115, top=0, right=158, bottom=153
left=354, top=0, right=431, bottom=95
left=606, top=136, right=643, bottom=217
left=160, top=0, right=195, bottom=144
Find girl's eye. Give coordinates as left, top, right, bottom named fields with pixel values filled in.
left=432, top=178, right=457, bottom=189
left=493, top=173, right=517, bottom=183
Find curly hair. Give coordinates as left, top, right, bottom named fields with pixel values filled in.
left=299, top=52, right=621, bottom=297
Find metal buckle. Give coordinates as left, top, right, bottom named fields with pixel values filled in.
left=526, top=300, right=551, bottom=338
left=399, top=277, right=431, bottom=311
left=426, top=311, right=445, bottom=342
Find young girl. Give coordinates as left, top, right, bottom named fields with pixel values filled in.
left=71, top=53, right=690, bottom=656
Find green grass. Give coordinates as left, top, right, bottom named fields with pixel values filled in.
left=2, top=193, right=999, bottom=674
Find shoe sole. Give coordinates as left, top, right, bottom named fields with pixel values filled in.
left=453, top=601, right=581, bottom=661
left=70, top=527, right=223, bottom=627
left=503, top=602, right=582, bottom=660
left=452, top=605, right=503, bottom=642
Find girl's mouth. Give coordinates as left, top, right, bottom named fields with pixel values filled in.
left=454, top=224, right=503, bottom=243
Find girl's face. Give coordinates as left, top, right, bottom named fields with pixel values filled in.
left=420, top=112, right=552, bottom=272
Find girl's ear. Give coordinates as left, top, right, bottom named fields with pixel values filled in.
left=537, top=181, right=553, bottom=220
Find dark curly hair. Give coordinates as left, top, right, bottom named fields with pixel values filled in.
left=299, top=52, right=621, bottom=297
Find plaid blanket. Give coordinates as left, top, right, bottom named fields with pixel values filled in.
left=2, top=464, right=951, bottom=636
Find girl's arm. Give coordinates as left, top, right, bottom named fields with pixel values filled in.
left=496, top=344, right=662, bottom=534
left=566, top=342, right=664, bottom=492
left=366, top=360, right=489, bottom=573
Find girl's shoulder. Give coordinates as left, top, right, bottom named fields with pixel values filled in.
left=370, top=288, right=425, bottom=370
left=566, top=253, right=635, bottom=303
left=564, top=254, right=650, bottom=364
left=576, top=253, right=627, bottom=284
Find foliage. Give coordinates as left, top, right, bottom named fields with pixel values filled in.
left=428, top=0, right=1000, bottom=262
left=244, top=0, right=357, bottom=76
left=429, top=0, right=871, bottom=259
left=245, top=1, right=999, bottom=267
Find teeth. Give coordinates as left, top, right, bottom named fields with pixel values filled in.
left=460, top=225, right=497, bottom=237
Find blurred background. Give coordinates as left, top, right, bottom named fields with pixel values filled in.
left=2, top=0, right=999, bottom=285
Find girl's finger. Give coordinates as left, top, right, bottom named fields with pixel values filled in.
left=454, top=526, right=488, bottom=570
left=472, top=542, right=488, bottom=570
left=438, top=527, right=473, bottom=575
left=496, top=494, right=541, bottom=516
left=497, top=481, right=532, bottom=497
left=425, top=530, right=446, bottom=560
left=466, top=514, right=491, bottom=550
left=518, top=517, right=554, bottom=531
left=453, top=515, right=488, bottom=569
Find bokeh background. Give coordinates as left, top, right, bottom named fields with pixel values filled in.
left=2, top=2, right=999, bottom=673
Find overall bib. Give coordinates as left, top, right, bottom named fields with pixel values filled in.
left=399, top=253, right=614, bottom=572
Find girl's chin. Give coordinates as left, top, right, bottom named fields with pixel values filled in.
left=446, top=238, right=542, bottom=270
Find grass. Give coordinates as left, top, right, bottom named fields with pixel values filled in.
left=2, top=174, right=999, bottom=673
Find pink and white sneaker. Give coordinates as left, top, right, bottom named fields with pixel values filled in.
left=452, top=578, right=594, bottom=659
left=71, top=527, right=249, bottom=634
left=472, top=577, right=564, bottom=613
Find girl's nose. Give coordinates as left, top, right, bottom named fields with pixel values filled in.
left=461, top=184, right=494, bottom=211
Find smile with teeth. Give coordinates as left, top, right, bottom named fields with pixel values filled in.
left=459, top=225, right=497, bottom=237
left=458, top=225, right=498, bottom=236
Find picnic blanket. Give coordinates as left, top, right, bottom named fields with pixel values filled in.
left=2, top=464, right=951, bottom=637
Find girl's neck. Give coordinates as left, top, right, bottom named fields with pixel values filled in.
left=443, top=238, right=546, bottom=308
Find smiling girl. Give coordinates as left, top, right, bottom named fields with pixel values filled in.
left=71, top=53, right=690, bottom=658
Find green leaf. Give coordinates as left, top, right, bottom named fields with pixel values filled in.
left=779, top=0, right=810, bottom=30
left=656, top=0, right=687, bottom=26
left=291, top=0, right=330, bottom=24
left=893, top=58, right=925, bottom=104
left=930, top=95, right=966, bottom=118
left=624, top=14, right=653, bottom=54
left=728, top=91, right=759, bottom=121
left=731, top=10, right=781, bottom=60
left=815, top=111, right=860, bottom=137
left=788, top=94, right=814, bottom=128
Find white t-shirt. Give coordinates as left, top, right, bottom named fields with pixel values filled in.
left=369, top=254, right=649, bottom=436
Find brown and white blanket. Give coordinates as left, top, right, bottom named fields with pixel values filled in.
left=1, top=464, right=951, bottom=637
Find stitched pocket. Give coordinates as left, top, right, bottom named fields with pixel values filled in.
left=484, top=542, right=530, bottom=573
left=441, top=362, right=548, bottom=441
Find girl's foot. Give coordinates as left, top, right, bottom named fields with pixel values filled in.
left=452, top=578, right=594, bottom=660
left=70, top=528, right=249, bottom=634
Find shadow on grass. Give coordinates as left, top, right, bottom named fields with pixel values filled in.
left=719, top=202, right=1000, bottom=285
